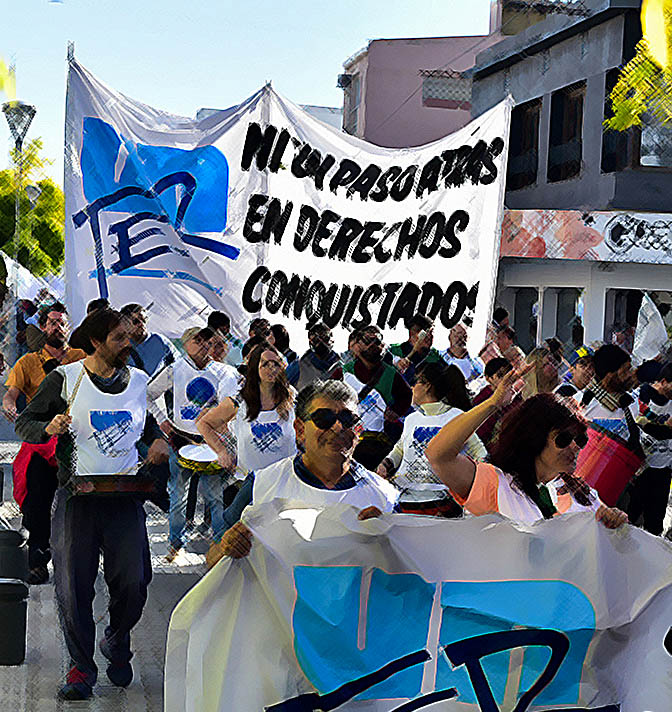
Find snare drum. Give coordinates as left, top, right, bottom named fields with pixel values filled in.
left=177, top=444, right=222, bottom=474
left=574, top=423, right=644, bottom=506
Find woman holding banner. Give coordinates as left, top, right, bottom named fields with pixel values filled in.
left=425, top=372, right=628, bottom=527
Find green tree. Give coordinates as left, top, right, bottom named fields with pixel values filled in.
left=0, top=137, right=64, bottom=276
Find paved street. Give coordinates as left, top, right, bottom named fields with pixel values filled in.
left=0, top=437, right=208, bottom=711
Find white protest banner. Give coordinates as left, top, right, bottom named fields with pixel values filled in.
left=165, top=503, right=672, bottom=712
left=65, top=58, right=510, bottom=351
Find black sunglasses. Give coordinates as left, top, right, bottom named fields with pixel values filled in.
left=307, top=408, right=361, bottom=430
left=554, top=430, right=588, bottom=450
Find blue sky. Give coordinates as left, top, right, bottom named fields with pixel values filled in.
left=2, top=0, right=491, bottom=184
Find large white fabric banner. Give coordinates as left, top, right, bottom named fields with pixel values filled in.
left=165, top=503, right=672, bottom=712
left=65, top=59, right=510, bottom=351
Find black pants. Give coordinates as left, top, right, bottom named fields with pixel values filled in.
left=626, top=466, right=672, bottom=536
left=51, top=489, right=152, bottom=684
left=22, top=454, right=58, bottom=569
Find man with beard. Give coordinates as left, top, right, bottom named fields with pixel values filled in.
left=286, top=322, right=343, bottom=391
left=343, top=325, right=412, bottom=470
left=3, top=303, right=85, bottom=584
left=442, top=323, right=485, bottom=385
left=206, top=379, right=399, bottom=566
left=389, top=313, right=443, bottom=384
left=120, top=303, right=178, bottom=377
left=576, top=344, right=639, bottom=444
left=15, top=308, right=169, bottom=700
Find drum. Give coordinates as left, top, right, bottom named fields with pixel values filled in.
left=574, top=423, right=644, bottom=506
left=177, top=444, right=222, bottom=474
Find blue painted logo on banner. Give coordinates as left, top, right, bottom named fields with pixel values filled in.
left=73, top=117, right=239, bottom=299
left=290, top=566, right=597, bottom=710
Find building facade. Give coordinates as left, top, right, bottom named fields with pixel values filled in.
left=471, top=0, right=672, bottom=350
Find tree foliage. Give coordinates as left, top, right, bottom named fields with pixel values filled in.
left=604, top=0, right=672, bottom=131
left=0, top=137, right=64, bottom=276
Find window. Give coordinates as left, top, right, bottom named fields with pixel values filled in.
left=420, top=69, right=471, bottom=109
left=547, top=81, right=585, bottom=182
left=507, top=99, right=541, bottom=190
left=640, top=114, right=672, bottom=167
left=601, top=68, right=635, bottom=173
left=343, top=74, right=361, bottom=135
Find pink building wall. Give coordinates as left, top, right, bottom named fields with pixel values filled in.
left=345, top=33, right=502, bottom=148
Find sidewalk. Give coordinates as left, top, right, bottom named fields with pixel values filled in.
left=0, top=441, right=208, bottom=712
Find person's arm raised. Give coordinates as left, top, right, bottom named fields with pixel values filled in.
left=425, top=368, right=526, bottom=500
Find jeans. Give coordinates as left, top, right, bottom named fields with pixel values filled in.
left=167, top=450, right=226, bottom=548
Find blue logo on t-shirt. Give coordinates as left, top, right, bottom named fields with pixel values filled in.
left=180, top=377, right=217, bottom=421
left=89, top=410, right=133, bottom=455
left=250, top=421, right=283, bottom=453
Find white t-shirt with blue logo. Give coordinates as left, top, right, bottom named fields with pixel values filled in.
left=230, top=402, right=297, bottom=476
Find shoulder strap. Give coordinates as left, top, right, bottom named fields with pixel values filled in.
left=356, top=362, right=386, bottom=403
left=65, top=363, right=86, bottom=416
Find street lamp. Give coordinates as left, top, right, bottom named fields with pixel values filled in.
left=3, top=101, right=36, bottom=247
left=3, top=100, right=36, bottom=362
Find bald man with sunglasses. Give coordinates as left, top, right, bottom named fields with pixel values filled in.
left=206, top=380, right=399, bottom=567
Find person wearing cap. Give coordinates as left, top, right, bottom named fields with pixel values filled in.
left=286, top=322, right=343, bottom=391
left=555, top=347, right=594, bottom=398
left=120, top=303, right=179, bottom=377
left=14, top=308, right=169, bottom=700
left=3, top=304, right=85, bottom=585
left=147, top=326, right=240, bottom=561
left=575, top=344, right=639, bottom=445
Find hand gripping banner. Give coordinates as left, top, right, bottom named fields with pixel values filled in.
left=165, top=504, right=672, bottom=712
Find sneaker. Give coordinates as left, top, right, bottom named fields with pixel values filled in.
left=99, top=637, right=133, bottom=687
left=57, top=666, right=93, bottom=700
left=26, top=566, right=49, bottom=585
left=165, top=543, right=181, bottom=563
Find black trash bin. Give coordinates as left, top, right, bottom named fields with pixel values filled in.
left=0, top=579, right=29, bottom=665
left=0, top=528, right=28, bottom=582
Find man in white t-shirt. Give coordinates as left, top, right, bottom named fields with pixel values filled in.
left=206, top=379, right=399, bottom=566
left=441, top=323, right=484, bottom=385
left=147, top=326, right=240, bottom=560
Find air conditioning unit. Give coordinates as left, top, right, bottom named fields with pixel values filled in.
left=337, top=74, right=352, bottom=89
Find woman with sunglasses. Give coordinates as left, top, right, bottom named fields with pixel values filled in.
left=425, top=372, right=628, bottom=527
left=377, top=362, right=486, bottom=516
left=197, top=344, right=296, bottom=480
